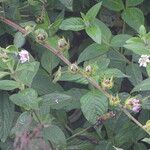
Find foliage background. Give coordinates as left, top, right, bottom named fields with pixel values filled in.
left=0, top=0, right=150, bottom=149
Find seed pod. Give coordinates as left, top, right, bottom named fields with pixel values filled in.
left=69, top=63, right=79, bottom=73
left=34, top=29, right=48, bottom=42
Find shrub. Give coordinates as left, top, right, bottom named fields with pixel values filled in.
left=0, top=0, right=150, bottom=149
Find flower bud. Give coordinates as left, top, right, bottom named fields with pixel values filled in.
left=25, top=25, right=35, bottom=34
left=101, top=77, right=114, bottom=89
left=57, top=37, right=70, bottom=51
left=34, top=29, right=48, bottom=42
left=35, top=16, right=44, bottom=24
left=69, top=63, right=79, bottom=73
left=109, top=95, right=120, bottom=107
left=84, top=65, right=92, bottom=76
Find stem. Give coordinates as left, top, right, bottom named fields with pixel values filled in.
left=66, top=126, right=91, bottom=141
left=33, top=110, right=42, bottom=125
left=121, top=107, right=150, bottom=135
left=0, top=16, right=148, bottom=136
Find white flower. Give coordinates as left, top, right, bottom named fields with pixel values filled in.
left=18, top=50, right=30, bottom=63
left=138, top=55, right=150, bottom=67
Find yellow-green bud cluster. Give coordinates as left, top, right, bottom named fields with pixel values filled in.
left=101, top=77, right=114, bottom=89
left=109, top=95, right=120, bottom=107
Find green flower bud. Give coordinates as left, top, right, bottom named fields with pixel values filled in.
left=34, top=28, right=48, bottom=42
left=57, top=37, right=70, bottom=51
left=101, top=77, right=114, bottom=89
left=84, top=65, right=92, bottom=76
left=35, top=16, right=44, bottom=24
left=69, top=63, right=79, bottom=74
left=109, top=95, right=120, bottom=107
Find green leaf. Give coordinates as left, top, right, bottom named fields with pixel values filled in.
left=0, top=80, right=20, bottom=90
left=60, top=17, right=85, bottom=31
left=124, top=37, right=150, bottom=55
left=86, top=2, right=102, bottom=20
left=42, top=125, right=66, bottom=148
left=132, top=78, right=150, bottom=92
left=133, top=143, right=147, bottom=150
left=102, top=0, right=124, bottom=11
left=31, top=69, right=63, bottom=96
left=80, top=90, right=108, bottom=124
left=111, top=34, right=132, bottom=48
left=146, top=64, right=150, bottom=77
left=11, top=111, right=32, bottom=136
left=78, top=43, right=109, bottom=63
left=59, top=71, right=88, bottom=84
left=0, top=92, right=14, bottom=142
left=59, top=0, right=73, bottom=10
left=126, top=63, right=143, bottom=86
left=95, top=19, right=112, bottom=43
left=85, top=23, right=101, bottom=44
left=10, top=88, right=41, bottom=110
left=142, top=138, right=150, bottom=144
left=49, top=11, right=64, bottom=36
left=15, top=61, right=40, bottom=86
left=121, top=7, right=144, bottom=31
left=99, top=68, right=128, bottom=78
left=14, top=32, right=25, bottom=48
left=6, top=45, right=18, bottom=52
left=41, top=51, right=59, bottom=74
left=42, top=92, right=72, bottom=109
left=95, top=141, right=115, bottom=150
left=0, top=71, right=10, bottom=79
left=127, top=0, right=144, bottom=7
left=142, top=96, right=150, bottom=110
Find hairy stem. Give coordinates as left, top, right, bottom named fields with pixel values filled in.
left=0, top=16, right=149, bottom=136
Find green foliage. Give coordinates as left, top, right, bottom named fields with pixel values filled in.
left=0, top=0, right=150, bottom=149
left=60, top=17, right=85, bottom=31
left=80, top=90, right=108, bottom=124
left=122, top=7, right=144, bottom=31
left=10, top=88, right=41, bottom=110
left=0, top=92, right=14, bottom=142
left=0, top=80, right=21, bottom=90
left=101, top=0, right=124, bottom=11
left=42, top=125, right=66, bottom=148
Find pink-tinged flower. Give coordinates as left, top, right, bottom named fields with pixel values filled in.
left=138, top=55, right=150, bottom=67
left=125, top=98, right=142, bottom=113
left=132, top=104, right=141, bottom=113
left=18, top=50, right=29, bottom=63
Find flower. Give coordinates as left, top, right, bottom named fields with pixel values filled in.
left=18, top=50, right=29, bottom=63
left=125, top=98, right=142, bottom=113
left=138, top=55, right=150, bottom=67
left=132, top=104, right=141, bottom=113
